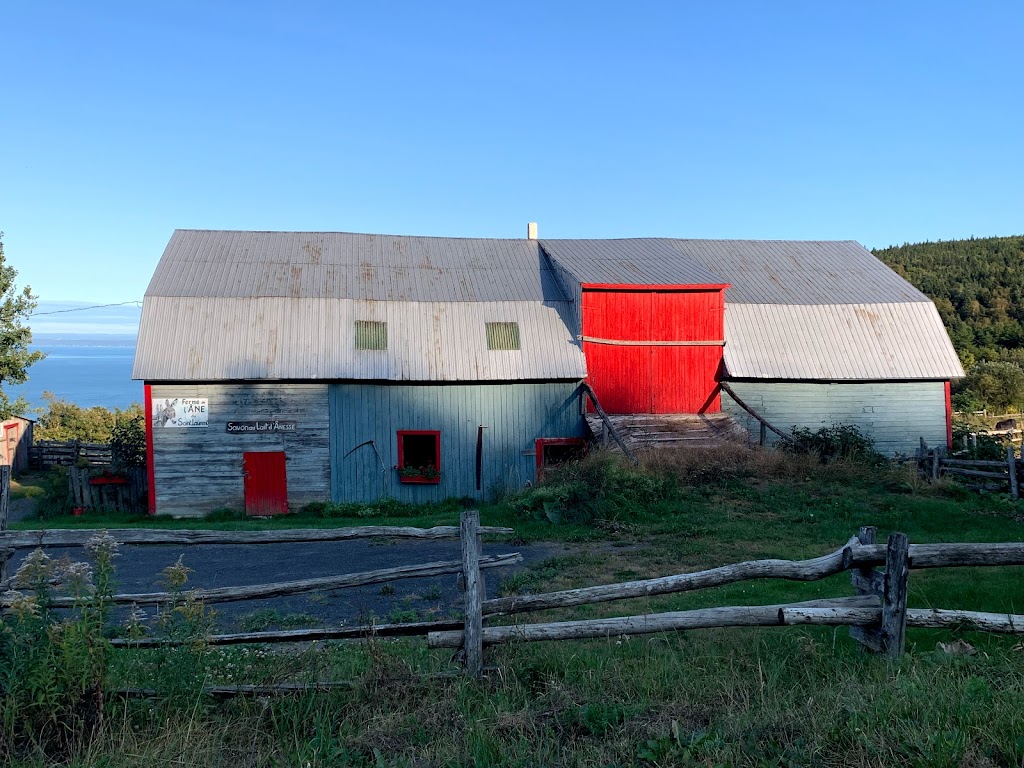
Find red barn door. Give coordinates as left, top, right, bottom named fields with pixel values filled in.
left=243, top=451, right=288, bottom=516
left=582, top=287, right=725, bottom=414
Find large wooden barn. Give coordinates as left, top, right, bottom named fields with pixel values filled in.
left=133, top=229, right=963, bottom=516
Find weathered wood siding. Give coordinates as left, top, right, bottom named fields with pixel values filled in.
left=150, top=384, right=330, bottom=517
left=329, top=382, right=586, bottom=503
left=722, top=381, right=948, bottom=456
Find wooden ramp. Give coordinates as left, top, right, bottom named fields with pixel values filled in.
left=585, top=413, right=751, bottom=452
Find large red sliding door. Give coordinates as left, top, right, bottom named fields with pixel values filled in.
left=582, top=287, right=725, bottom=414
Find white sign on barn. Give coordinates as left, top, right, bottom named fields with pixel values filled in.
left=152, top=398, right=209, bottom=428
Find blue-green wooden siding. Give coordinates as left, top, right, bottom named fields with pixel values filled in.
left=329, top=382, right=586, bottom=503
left=722, top=381, right=947, bottom=456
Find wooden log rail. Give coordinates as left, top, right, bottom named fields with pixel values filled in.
left=0, top=524, right=515, bottom=550
left=1, top=552, right=523, bottom=608
left=919, top=438, right=1021, bottom=498
left=482, top=539, right=1024, bottom=617
left=110, top=618, right=464, bottom=649
left=428, top=603, right=1024, bottom=648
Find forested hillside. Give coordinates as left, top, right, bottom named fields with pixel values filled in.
left=873, top=236, right=1024, bottom=411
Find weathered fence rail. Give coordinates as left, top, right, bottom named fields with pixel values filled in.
left=29, top=440, right=113, bottom=470
left=0, top=513, right=521, bottom=691
left=3, top=507, right=1022, bottom=690
left=918, top=437, right=1021, bottom=498
left=430, top=525, right=1024, bottom=663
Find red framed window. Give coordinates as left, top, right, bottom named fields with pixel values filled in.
left=397, top=430, right=441, bottom=484
left=535, top=438, right=588, bottom=482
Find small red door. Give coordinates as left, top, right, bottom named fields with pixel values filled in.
left=4, top=423, right=18, bottom=467
left=243, top=451, right=288, bottom=516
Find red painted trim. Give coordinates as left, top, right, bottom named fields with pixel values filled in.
left=944, top=380, right=953, bottom=449
left=582, top=283, right=730, bottom=292
left=144, top=383, right=156, bottom=515
left=535, top=437, right=588, bottom=482
left=396, top=430, right=441, bottom=484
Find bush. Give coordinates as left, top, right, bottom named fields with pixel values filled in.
left=110, top=414, right=146, bottom=469
left=33, top=466, right=73, bottom=519
left=35, top=393, right=144, bottom=443
left=955, top=361, right=1024, bottom=413
left=510, top=454, right=673, bottom=524
left=782, top=424, right=885, bottom=465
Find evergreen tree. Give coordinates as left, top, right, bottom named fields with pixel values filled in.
left=0, top=233, right=45, bottom=418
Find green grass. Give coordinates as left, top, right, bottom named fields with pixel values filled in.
left=9, top=472, right=45, bottom=501
left=5, top=450, right=1024, bottom=766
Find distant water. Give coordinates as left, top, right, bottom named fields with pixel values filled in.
left=8, top=336, right=142, bottom=412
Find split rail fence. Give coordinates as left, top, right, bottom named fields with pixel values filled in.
left=1, top=504, right=1023, bottom=694
left=29, top=440, right=113, bottom=470
left=918, top=437, right=1021, bottom=498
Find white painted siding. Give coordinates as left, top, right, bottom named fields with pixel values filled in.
left=721, top=381, right=947, bottom=456
left=150, top=384, right=330, bottom=517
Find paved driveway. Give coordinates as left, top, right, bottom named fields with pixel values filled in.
left=6, top=536, right=559, bottom=633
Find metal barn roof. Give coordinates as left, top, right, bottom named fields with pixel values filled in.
left=663, top=239, right=929, bottom=305
left=135, top=229, right=963, bottom=383
left=537, top=239, right=728, bottom=287
left=724, top=303, right=965, bottom=380
left=148, top=230, right=564, bottom=302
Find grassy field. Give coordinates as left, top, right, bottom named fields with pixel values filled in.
left=4, top=448, right=1024, bottom=766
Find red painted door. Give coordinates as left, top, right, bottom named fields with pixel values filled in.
left=243, top=451, right=288, bottom=516
left=582, top=288, right=725, bottom=414
left=650, top=292, right=723, bottom=413
left=3, top=423, right=17, bottom=467
left=582, top=290, right=653, bottom=413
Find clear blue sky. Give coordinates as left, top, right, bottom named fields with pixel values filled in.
left=2, top=1, right=1023, bottom=303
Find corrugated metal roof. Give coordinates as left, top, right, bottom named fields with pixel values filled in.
left=148, top=230, right=565, bottom=302
left=137, top=229, right=963, bottom=383
left=542, top=238, right=928, bottom=304
left=723, top=303, right=965, bottom=380
left=539, top=239, right=727, bottom=286
left=664, top=239, right=929, bottom=305
left=133, top=297, right=586, bottom=381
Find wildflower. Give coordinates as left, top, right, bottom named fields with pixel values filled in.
left=84, top=531, right=121, bottom=562
left=3, top=590, right=40, bottom=620
left=13, top=548, right=54, bottom=589
left=57, top=560, right=95, bottom=596
left=161, top=556, right=193, bottom=592
left=124, top=604, right=148, bottom=639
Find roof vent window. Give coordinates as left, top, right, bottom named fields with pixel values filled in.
left=355, top=320, right=387, bottom=350
left=486, top=322, right=521, bottom=351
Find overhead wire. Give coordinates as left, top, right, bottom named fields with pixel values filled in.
left=29, top=300, right=143, bottom=317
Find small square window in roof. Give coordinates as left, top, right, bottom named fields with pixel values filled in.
left=486, top=322, right=521, bottom=351
left=355, top=320, right=387, bottom=350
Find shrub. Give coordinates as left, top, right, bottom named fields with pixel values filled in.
left=956, top=361, right=1024, bottom=413
left=34, top=393, right=144, bottom=443
left=110, top=414, right=146, bottom=469
left=510, top=453, right=672, bottom=524
left=33, top=466, right=73, bottom=519
left=782, top=424, right=885, bottom=465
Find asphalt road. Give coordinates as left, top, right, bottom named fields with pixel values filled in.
left=6, top=537, right=559, bottom=633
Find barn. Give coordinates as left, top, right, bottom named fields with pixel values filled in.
left=133, top=228, right=962, bottom=516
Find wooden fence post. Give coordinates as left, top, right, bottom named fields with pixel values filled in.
left=931, top=448, right=940, bottom=482
left=460, top=510, right=484, bottom=678
left=849, top=526, right=883, bottom=652
left=759, top=421, right=767, bottom=447
left=1008, top=446, right=1019, bottom=499
left=880, top=532, right=910, bottom=658
left=0, top=465, right=10, bottom=583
